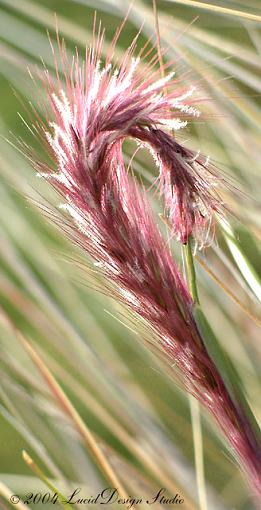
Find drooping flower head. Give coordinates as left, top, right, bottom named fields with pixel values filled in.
left=36, top=21, right=230, bottom=248
left=28, top=23, right=261, bottom=500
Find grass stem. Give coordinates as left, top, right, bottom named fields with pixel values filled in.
left=183, top=238, right=207, bottom=510
left=22, top=451, right=74, bottom=510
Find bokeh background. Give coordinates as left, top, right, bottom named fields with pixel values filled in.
left=0, top=1, right=260, bottom=509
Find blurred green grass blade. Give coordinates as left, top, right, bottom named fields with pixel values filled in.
left=0, top=0, right=92, bottom=47
left=189, top=395, right=208, bottom=510
left=220, top=221, right=261, bottom=302
left=164, top=0, right=261, bottom=22
left=0, top=9, right=60, bottom=65
left=169, top=19, right=261, bottom=68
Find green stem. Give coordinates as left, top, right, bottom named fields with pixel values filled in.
left=22, top=451, right=74, bottom=510
left=183, top=237, right=207, bottom=510
left=183, top=237, right=244, bottom=407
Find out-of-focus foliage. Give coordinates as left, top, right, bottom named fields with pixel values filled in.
left=0, top=1, right=260, bottom=510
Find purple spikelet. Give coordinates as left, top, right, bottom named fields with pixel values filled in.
left=30, top=27, right=261, bottom=502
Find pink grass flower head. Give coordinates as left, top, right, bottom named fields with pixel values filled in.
left=30, top=25, right=261, bottom=502
left=39, top=24, right=229, bottom=248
